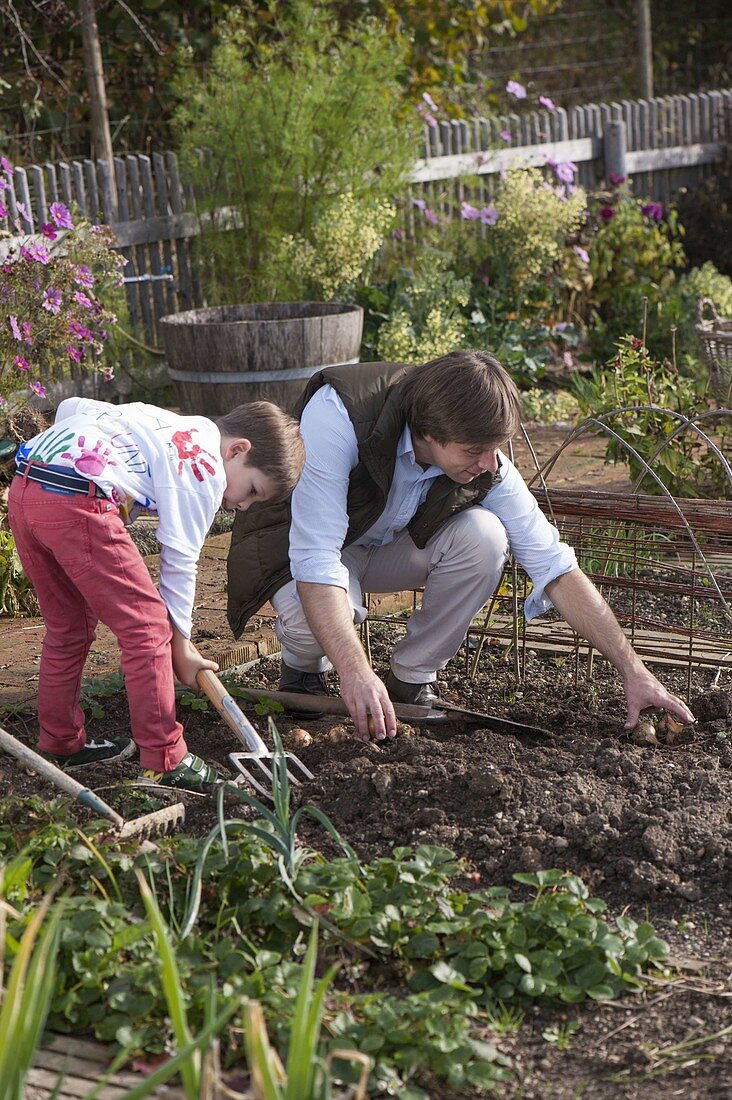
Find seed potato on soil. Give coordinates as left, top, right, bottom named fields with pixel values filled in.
left=1, top=620, right=730, bottom=1099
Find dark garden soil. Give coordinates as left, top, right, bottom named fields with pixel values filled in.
left=1, top=624, right=730, bottom=1100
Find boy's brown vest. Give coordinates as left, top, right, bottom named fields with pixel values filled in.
left=226, top=361, right=497, bottom=637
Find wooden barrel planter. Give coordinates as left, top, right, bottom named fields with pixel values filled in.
left=160, top=302, right=363, bottom=416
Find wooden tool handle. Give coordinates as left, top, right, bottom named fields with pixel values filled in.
left=0, top=726, right=125, bottom=826
left=235, top=686, right=352, bottom=717
left=195, top=669, right=269, bottom=756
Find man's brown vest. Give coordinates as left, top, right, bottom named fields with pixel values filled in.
left=226, top=361, right=496, bottom=637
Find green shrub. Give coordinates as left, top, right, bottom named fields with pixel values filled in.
left=173, top=0, right=414, bottom=304
left=375, top=250, right=471, bottom=362
left=587, top=183, right=686, bottom=360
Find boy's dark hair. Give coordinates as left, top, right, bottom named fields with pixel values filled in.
left=399, top=349, right=521, bottom=446
left=216, top=401, right=305, bottom=500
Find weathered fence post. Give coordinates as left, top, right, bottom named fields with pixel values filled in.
left=604, top=119, right=628, bottom=181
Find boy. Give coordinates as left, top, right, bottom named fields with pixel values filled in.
left=8, top=396, right=304, bottom=792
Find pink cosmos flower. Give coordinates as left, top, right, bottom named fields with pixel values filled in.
left=460, top=201, right=481, bottom=221
left=412, top=199, right=427, bottom=212
left=0, top=396, right=7, bottom=407
left=74, top=265, right=94, bottom=288
left=49, top=202, right=74, bottom=230
left=0, top=156, right=11, bottom=173
left=480, top=206, right=499, bottom=226
left=423, top=207, right=439, bottom=225
left=67, top=345, right=83, bottom=362
left=555, top=161, right=577, bottom=183
left=573, top=245, right=590, bottom=264
left=422, top=91, right=438, bottom=112
left=73, top=291, right=94, bottom=310
left=40, top=223, right=58, bottom=240
left=14, top=355, right=29, bottom=371
left=29, top=380, right=47, bottom=398
left=563, top=351, right=574, bottom=368
left=499, top=130, right=512, bottom=143
left=16, top=201, right=31, bottom=224
left=23, top=321, right=32, bottom=344
left=69, top=320, right=93, bottom=341
left=417, top=102, right=437, bottom=127
left=9, top=315, right=22, bottom=340
left=43, top=287, right=62, bottom=314
left=506, top=80, right=526, bottom=99
left=0, top=202, right=7, bottom=219
left=539, top=96, right=556, bottom=110
left=20, top=242, right=50, bottom=264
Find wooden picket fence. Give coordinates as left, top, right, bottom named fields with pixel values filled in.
left=1, top=88, right=730, bottom=342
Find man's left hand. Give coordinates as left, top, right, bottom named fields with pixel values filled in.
left=623, top=665, right=695, bottom=729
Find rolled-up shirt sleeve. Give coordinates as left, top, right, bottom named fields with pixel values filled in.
left=289, top=386, right=359, bottom=590
left=483, top=454, right=578, bottom=620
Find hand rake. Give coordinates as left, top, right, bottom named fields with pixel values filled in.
left=0, top=726, right=185, bottom=847
left=195, top=670, right=314, bottom=799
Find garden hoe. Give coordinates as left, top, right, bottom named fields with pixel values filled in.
left=0, top=726, right=185, bottom=848
left=195, top=669, right=314, bottom=799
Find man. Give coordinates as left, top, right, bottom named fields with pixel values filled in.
left=227, top=350, right=694, bottom=740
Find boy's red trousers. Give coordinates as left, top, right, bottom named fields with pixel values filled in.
left=8, top=474, right=188, bottom=772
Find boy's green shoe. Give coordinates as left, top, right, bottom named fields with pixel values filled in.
left=40, top=736, right=136, bottom=771
left=140, top=752, right=221, bottom=793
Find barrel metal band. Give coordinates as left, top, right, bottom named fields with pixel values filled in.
left=167, top=358, right=359, bottom=384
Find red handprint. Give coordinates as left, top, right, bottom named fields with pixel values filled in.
left=171, top=429, right=217, bottom=482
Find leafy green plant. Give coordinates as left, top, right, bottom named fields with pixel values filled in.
left=244, top=922, right=369, bottom=1100
left=79, top=672, right=126, bottom=719
left=541, top=1020, right=581, bottom=1049
left=586, top=181, right=686, bottom=360
left=174, top=0, right=413, bottom=303
left=573, top=334, right=731, bottom=498
left=375, top=250, right=471, bottom=362
left=0, top=883, right=63, bottom=1100
left=0, top=529, right=37, bottom=616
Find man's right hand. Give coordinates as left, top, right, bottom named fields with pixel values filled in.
left=340, top=667, right=397, bottom=741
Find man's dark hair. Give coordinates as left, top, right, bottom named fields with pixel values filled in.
left=399, top=349, right=521, bottom=445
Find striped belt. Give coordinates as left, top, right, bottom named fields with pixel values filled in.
left=15, top=459, right=107, bottom=498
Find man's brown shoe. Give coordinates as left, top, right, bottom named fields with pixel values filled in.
left=386, top=671, right=441, bottom=707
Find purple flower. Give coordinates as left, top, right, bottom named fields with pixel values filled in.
left=608, top=173, right=626, bottom=186
left=563, top=351, right=574, bottom=368
left=412, top=198, right=427, bottom=212
left=460, top=201, right=481, bottom=221
left=0, top=202, right=7, bottom=220
left=0, top=156, right=11, bottom=173
left=43, top=287, right=62, bottom=314
left=102, top=366, right=115, bottom=382
left=499, top=130, right=512, bottom=143
left=40, top=223, right=58, bottom=240
left=69, top=320, right=93, bottom=341
left=422, top=91, right=438, bottom=112
left=73, top=291, right=94, bottom=309
left=555, top=160, right=577, bottom=183
left=506, top=80, right=526, bottom=99
left=539, top=95, right=556, bottom=110
left=0, top=177, right=8, bottom=193
left=49, top=202, right=74, bottom=230
left=424, top=207, right=439, bottom=225
left=572, top=245, right=590, bottom=264
left=16, top=201, right=31, bottom=224
left=641, top=201, right=664, bottom=222
left=9, top=315, right=22, bottom=340
left=14, top=355, right=29, bottom=371
left=20, top=242, right=50, bottom=264
left=599, top=206, right=616, bottom=222
left=74, top=265, right=94, bottom=288
left=29, top=380, right=46, bottom=398
left=417, top=103, right=437, bottom=126
left=0, top=396, right=7, bottom=407
left=480, top=205, right=499, bottom=226
left=23, top=321, right=32, bottom=344
left=67, top=345, right=83, bottom=362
